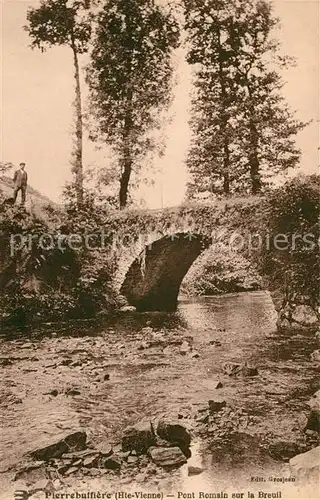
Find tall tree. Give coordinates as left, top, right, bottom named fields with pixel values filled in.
left=227, top=0, right=305, bottom=194
left=184, top=0, right=305, bottom=198
left=184, top=0, right=244, bottom=198
left=25, top=0, right=92, bottom=207
left=87, top=0, right=180, bottom=209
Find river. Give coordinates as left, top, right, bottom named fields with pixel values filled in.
left=0, top=291, right=319, bottom=498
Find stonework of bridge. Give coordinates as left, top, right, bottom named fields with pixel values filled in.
left=112, top=197, right=261, bottom=312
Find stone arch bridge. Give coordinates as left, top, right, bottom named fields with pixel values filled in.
left=107, top=196, right=319, bottom=331
left=111, top=197, right=264, bottom=312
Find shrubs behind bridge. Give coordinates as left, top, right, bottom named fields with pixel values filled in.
left=258, top=174, right=320, bottom=314
left=181, top=249, right=262, bottom=296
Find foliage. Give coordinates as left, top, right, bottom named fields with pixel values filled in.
left=259, top=174, right=320, bottom=307
left=181, top=248, right=262, bottom=296
left=25, top=0, right=91, bottom=53
left=0, top=199, right=119, bottom=325
left=87, top=0, right=180, bottom=208
left=184, top=0, right=305, bottom=198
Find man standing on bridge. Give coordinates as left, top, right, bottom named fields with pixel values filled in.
left=13, top=162, right=28, bottom=205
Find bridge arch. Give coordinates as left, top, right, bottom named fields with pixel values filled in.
left=120, top=232, right=212, bottom=311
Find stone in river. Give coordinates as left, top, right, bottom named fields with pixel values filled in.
left=44, top=389, right=58, bottom=397
left=141, top=327, right=153, bottom=335
left=138, top=342, right=150, bottom=351
left=307, top=390, right=320, bottom=410
left=310, top=350, right=320, bottom=363
left=14, top=462, right=47, bottom=483
left=304, top=409, right=320, bottom=433
left=222, top=362, right=242, bottom=376
left=120, top=306, right=136, bottom=312
left=156, top=419, right=191, bottom=449
left=104, top=455, right=122, bottom=470
left=213, top=380, right=223, bottom=389
left=28, top=431, right=87, bottom=461
left=65, top=388, right=81, bottom=396
left=289, top=446, right=320, bottom=483
left=148, top=447, right=187, bottom=467
left=268, top=442, right=301, bottom=462
left=241, top=364, right=258, bottom=376
left=63, top=466, right=79, bottom=476
left=32, top=479, right=52, bottom=491
left=179, top=341, right=190, bottom=355
left=222, top=362, right=258, bottom=377
left=196, top=413, right=209, bottom=424
left=62, top=449, right=96, bottom=460
left=191, top=351, right=200, bottom=359
left=96, top=442, right=113, bottom=457
left=122, top=420, right=156, bottom=454
left=208, top=398, right=227, bottom=414
left=188, top=465, right=205, bottom=476
left=83, top=455, right=99, bottom=468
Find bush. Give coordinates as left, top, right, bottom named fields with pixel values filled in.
left=0, top=197, right=120, bottom=325
left=181, top=247, right=262, bottom=296
left=259, top=174, right=320, bottom=308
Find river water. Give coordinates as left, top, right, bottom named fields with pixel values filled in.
left=0, top=291, right=319, bottom=497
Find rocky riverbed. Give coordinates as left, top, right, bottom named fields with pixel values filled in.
left=0, top=292, right=319, bottom=499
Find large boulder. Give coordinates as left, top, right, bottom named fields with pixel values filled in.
left=277, top=304, right=319, bottom=332
left=307, top=390, right=320, bottom=411
left=289, top=446, right=320, bottom=483
left=28, top=431, right=87, bottom=461
left=122, top=420, right=156, bottom=454
left=148, top=446, right=187, bottom=467
left=291, top=305, right=319, bottom=327
left=156, top=419, right=191, bottom=450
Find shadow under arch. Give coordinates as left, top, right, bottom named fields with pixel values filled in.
left=120, top=233, right=211, bottom=312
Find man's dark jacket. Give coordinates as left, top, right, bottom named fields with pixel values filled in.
left=13, top=169, right=28, bottom=188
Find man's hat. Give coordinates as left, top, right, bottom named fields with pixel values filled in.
left=19, top=162, right=26, bottom=166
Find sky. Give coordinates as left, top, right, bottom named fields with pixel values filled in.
left=0, top=0, right=319, bottom=207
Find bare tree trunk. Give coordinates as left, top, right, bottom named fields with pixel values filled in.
left=119, top=16, right=134, bottom=210
left=71, top=32, right=84, bottom=207
left=247, top=85, right=261, bottom=194
left=248, top=118, right=261, bottom=194
left=119, top=158, right=132, bottom=209
left=119, top=113, right=133, bottom=210
left=223, top=138, right=230, bottom=194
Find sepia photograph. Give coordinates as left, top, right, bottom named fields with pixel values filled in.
left=0, top=0, right=319, bottom=499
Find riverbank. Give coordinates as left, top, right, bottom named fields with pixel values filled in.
left=0, top=292, right=319, bottom=499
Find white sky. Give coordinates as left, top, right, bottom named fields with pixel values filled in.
left=0, top=0, right=319, bottom=207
